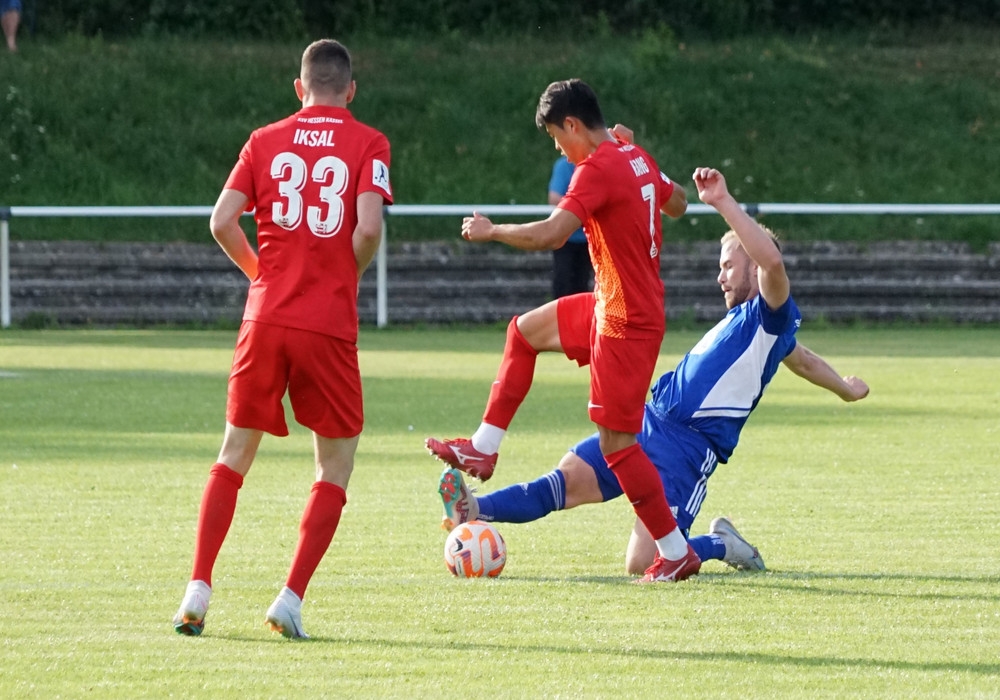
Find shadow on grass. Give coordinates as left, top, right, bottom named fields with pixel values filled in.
left=709, top=569, right=1000, bottom=604
left=214, top=628, right=1000, bottom=677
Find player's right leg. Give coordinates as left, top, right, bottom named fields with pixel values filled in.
left=425, top=437, right=500, bottom=481
left=271, top=330, right=361, bottom=639
left=425, top=312, right=543, bottom=481
left=172, top=430, right=259, bottom=636
left=426, top=295, right=593, bottom=481
left=173, top=320, right=281, bottom=636
left=265, top=587, right=310, bottom=639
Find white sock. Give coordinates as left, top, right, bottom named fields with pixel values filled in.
left=654, top=528, right=689, bottom=560
left=279, top=586, right=302, bottom=610
left=471, top=423, right=505, bottom=455
left=186, top=579, right=211, bottom=599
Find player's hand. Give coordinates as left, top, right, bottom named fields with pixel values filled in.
left=692, top=167, right=730, bottom=207
left=611, top=123, right=634, bottom=144
left=842, top=376, right=870, bottom=401
left=461, top=212, right=493, bottom=242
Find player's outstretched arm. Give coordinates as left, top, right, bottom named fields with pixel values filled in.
left=210, top=188, right=258, bottom=281
left=782, top=343, right=870, bottom=402
left=694, top=167, right=789, bottom=310
left=461, top=208, right=582, bottom=251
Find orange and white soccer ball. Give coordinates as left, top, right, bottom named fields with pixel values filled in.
left=444, top=520, right=507, bottom=578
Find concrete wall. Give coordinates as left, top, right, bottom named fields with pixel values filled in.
left=6, top=240, right=1000, bottom=326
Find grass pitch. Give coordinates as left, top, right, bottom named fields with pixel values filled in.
left=1, top=326, right=999, bottom=698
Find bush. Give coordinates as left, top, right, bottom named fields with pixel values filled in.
left=29, top=0, right=1000, bottom=40
left=32, top=0, right=306, bottom=39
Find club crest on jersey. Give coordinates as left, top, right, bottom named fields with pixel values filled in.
left=372, top=159, right=391, bottom=196
left=292, top=129, right=336, bottom=147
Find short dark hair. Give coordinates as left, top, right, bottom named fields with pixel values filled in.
left=301, top=39, right=353, bottom=96
left=535, top=79, right=606, bottom=131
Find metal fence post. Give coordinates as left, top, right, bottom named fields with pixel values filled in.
left=377, top=212, right=388, bottom=328
left=1, top=208, right=10, bottom=329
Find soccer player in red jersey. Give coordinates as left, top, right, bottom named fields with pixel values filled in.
left=173, top=39, right=393, bottom=638
left=427, top=80, right=697, bottom=582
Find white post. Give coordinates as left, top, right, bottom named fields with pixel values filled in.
left=377, top=215, right=388, bottom=328
left=1, top=217, right=9, bottom=329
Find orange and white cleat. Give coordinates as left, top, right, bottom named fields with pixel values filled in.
left=438, top=467, right=479, bottom=531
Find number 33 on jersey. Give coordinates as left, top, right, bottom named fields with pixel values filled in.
left=222, top=104, right=393, bottom=340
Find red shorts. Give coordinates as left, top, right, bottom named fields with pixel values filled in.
left=226, top=321, right=363, bottom=438
left=588, top=332, right=660, bottom=434
left=556, top=293, right=595, bottom=367
left=556, top=293, right=659, bottom=434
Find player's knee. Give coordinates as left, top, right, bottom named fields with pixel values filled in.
left=625, top=551, right=653, bottom=576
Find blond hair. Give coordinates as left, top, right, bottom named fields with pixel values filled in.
left=720, top=225, right=781, bottom=252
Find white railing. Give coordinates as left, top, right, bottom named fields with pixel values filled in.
left=3, top=202, right=1000, bottom=328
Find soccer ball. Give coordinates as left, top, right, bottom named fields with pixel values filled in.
left=444, top=520, right=507, bottom=578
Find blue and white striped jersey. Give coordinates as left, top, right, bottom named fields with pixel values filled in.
left=647, top=294, right=801, bottom=463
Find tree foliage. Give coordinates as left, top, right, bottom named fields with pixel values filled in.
left=29, top=0, right=1000, bottom=39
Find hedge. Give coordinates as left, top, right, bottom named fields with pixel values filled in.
left=27, top=0, right=1000, bottom=40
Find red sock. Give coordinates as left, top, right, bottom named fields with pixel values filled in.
left=190, top=463, right=244, bottom=587
left=606, top=443, right=678, bottom=540
left=482, top=317, right=538, bottom=429
left=285, top=481, right=347, bottom=600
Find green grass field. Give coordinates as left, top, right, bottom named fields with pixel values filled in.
left=1, top=326, right=999, bottom=697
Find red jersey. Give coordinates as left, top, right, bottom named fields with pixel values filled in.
left=557, top=140, right=674, bottom=340
left=224, top=105, right=393, bottom=342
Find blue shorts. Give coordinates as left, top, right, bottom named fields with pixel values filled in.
left=1, top=0, right=21, bottom=13
left=571, top=405, right=719, bottom=535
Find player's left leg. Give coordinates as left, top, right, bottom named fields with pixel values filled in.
left=266, top=433, right=356, bottom=640
left=706, top=517, right=765, bottom=571
left=603, top=436, right=700, bottom=583
left=590, top=336, right=699, bottom=582
left=627, top=519, right=764, bottom=573
left=625, top=520, right=725, bottom=574
left=265, top=331, right=360, bottom=639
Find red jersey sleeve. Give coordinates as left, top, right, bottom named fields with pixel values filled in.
left=223, top=139, right=257, bottom=211
left=556, top=158, right=604, bottom=224
left=354, top=132, right=394, bottom=204
left=658, top=170, right=675, bottom=205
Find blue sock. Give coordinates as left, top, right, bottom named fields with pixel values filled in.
left=689, top=533, right=726, bottom=563
left=477, top=470, right=566, bottom=524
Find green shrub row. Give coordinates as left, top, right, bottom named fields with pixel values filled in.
left=29, top=0, right=1000, bottom=40
left=3, top=31, right=998, bottom=248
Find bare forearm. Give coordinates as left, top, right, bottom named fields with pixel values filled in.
left=713, top=194, right=783, bottom=271
left=353, top=192, right=385, bottom=276
left=784, top=344, right=869, bottom=402
left=210, top=188, right=257, bottom=280
left=354, top=225, right=382, bottom=276
left=489, top=220, right=567, bottom=251
left=463, top=208, right=580, bottom=251
left=213, top=223, right=258, bottom=281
